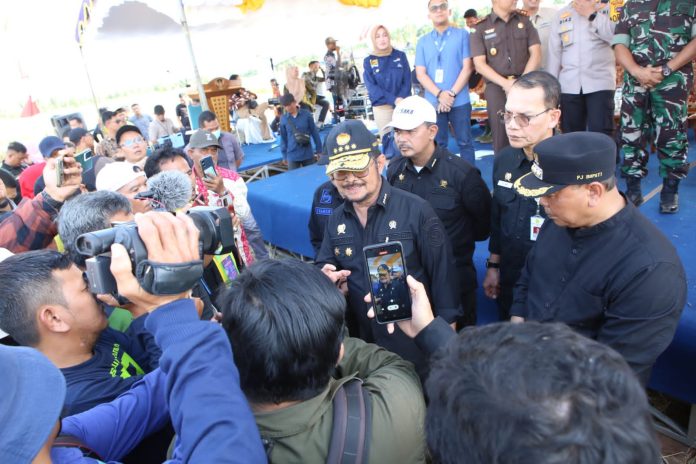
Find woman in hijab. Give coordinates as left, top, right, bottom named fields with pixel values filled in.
left=284, top=66, right=308, bottom=110
left=363, top=25, right=412, bottom=135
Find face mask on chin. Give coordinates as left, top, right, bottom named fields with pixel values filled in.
left=212, top=129, right=221, bottom=138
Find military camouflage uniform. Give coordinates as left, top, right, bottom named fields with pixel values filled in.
left=612, top=0, right=696, bottom=180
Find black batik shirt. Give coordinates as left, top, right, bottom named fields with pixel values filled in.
left=510, top=199, right=686, bottom=385
left=387, top=145, right=491, bottom=290
left=490, top=146, right=547, bottom=287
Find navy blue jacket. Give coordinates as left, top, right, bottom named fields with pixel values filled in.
left=55, top=299, right=266, bottom=463
left=362, top=49, right=412, bottom=106
left=280, top=108, right=322, bottom=162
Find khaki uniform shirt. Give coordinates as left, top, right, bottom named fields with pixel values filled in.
left=528, top=7, right=558, bottom=69
left=547, top=4, right=617, bottom=94
left=471, top=10, right=541, bottom=81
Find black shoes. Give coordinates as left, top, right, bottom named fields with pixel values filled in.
left=625, top=177, right=644, bottom=207
left=659, top=178, right=680, bottom=214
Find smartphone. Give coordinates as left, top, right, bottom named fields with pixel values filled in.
left=75, top=149, right=94, bottom=171
left=200, top=155, right=217, bottom=179
left=363, top=242, right=412, bottom=324
left=56, top=157, right=64, bottom=187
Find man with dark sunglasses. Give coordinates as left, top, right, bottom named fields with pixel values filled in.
left=316, top=120, right=461, bottom=379
left=483, top=71, right=561, bottom=320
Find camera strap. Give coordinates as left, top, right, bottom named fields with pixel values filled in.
left=136, top=259, right=204, bottom=295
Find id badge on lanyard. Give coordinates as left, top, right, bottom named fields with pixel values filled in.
left=434, top=30, right=449, bottom=84
left=530, top=198, right=545, bottom=241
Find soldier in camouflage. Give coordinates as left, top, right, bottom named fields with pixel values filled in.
left=612, top=0, right=696, bottom=213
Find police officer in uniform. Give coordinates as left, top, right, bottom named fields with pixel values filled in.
left=483, top=71, right=560, bottom=321
left=386, top=96, right=491, bottom=327
left=471, top=0, right=542, bottom=153
left=613, top=0, right=696, bottom=213
left=547, top=0, right=617, bottom=136
left=511, top=132, right=686, bottom=385
left=317, top=120, right=461, bottom=377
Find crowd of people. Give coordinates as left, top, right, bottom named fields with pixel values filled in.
left=0, top=0, right=694, bottom=462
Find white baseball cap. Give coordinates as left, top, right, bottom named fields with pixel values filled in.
left=96, top=162, right=145, bottom=192
left=386, top=96, right=437, bottom=130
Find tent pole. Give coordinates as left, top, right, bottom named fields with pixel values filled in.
left=178, top=0, right=209, bottom=112
left=79, top=45, right=101, bottom=117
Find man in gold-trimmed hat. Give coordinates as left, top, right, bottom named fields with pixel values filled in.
left=509, top=131, right=686, bottom=385
left=317, top=120, right=461, bottom=378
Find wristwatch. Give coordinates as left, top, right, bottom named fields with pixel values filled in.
left=662, top=64, right=673, bottom=77
left=485, top=258, right=500, bottom=269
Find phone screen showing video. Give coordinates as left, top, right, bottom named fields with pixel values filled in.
left=363, top=242, right=412, bottom=324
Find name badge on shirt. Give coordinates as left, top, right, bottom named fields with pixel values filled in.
left=435, top=69, right=444, bottom=84
left=530, top=215, right=545, bottom=241
left=497, top=179, right=513, bottom=188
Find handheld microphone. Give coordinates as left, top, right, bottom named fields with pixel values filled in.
left=142, top=170, right=193, bottom=212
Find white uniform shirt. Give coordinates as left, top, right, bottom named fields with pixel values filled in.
left=547, top=3, right=617, bottom=94
left=529, top=7, right=558, bottom=70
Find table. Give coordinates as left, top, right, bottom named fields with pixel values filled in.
left=238, top=142, right=285, bottom=182
left=247, top=164, right=327, bottom=258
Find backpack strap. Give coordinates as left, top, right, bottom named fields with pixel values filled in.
left=53, top=434, right=104, bottom=461
left=327, top=378, right=372, bottom=464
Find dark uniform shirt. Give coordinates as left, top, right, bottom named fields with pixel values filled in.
left=316, top=180, right=460, bottom=374
left=374, top=277, right=410, bottom=312
left=490, top=146, right=547, bottom=288
left=470, top=10, right=541, bottom=79
left=309, top=181, right=344, bottom=256
left=510, top=199, right=686, bottom=385
left=387, top=145, right=491, bottom=291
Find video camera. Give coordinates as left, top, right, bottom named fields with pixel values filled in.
left=76, top=207, right=235, bottom=297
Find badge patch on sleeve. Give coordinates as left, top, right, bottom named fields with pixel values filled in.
left=425, top=217, right=445, bottom=247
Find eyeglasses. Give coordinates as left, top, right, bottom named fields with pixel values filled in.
left=498, top=109, right=553, bottom=128
left=331, top=160, right=373, bottom=181
left=429, top=2, right=448, bottom=12
left=120, top=136, right=145, bottom=148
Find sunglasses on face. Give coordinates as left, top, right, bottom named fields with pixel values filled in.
left=332, top=160, right=373, bottom=181
left=120, top=136, right=145, bottom=148
left=429, top=2, right=448, bottom=12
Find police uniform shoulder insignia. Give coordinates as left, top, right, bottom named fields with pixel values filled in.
left=389, top=220, right=397, bottom=230
left=505, top=172, right=512, bottom=182
left=440, top=180, right=448, bottom=188
left=398, top=173, right=405, bottom=182
left=517, top=9, right=530, bottom=16
left=346, top=247, right=353, bottom=257
left=474, top=16, right=488, bottom=25
left=485, top=28, right=495, bottom=34
left=337, top=223, right=346, bottom=235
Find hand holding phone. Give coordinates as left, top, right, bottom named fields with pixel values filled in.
left=199, top=155, right=218, bottom=179
left=363, top=242, right=412, bottom=324
left=44, top=156, right=82, bottom=202
left=364, top=275, right=435, bottom=338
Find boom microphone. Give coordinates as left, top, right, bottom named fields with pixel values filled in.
left=140, top=170, right=193, bottom=212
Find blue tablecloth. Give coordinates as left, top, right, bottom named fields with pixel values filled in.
left=239, top=142, right=283, bottom=171
left=247, top=164, right=327, bottom=257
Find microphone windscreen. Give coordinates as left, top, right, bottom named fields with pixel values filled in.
left=147, top=170, right=193, bottom=212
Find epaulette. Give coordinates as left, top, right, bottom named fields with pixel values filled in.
left=516, top=9, right=530, bottom=16
left=474, top=16, right=488, bottom=25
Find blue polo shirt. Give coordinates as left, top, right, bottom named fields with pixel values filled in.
left=415, top=26, right=471, bottom=108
